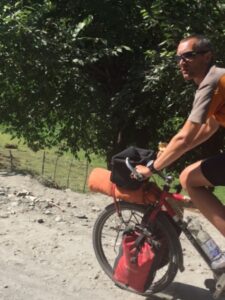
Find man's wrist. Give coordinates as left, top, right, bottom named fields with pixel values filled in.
left=146, top=160, right=158, bottom=173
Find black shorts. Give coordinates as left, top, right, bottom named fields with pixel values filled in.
left=201, top=153, right=225, bottom=186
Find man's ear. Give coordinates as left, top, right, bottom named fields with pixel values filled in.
left=205, top=51, right=213, bottom=64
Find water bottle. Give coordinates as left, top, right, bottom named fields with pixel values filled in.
left=196, top=230, right=221, bottom=261
left=187, top=217, right=223, bottom=262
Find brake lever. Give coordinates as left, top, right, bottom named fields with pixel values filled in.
left=125, top=157, right=144, bottom=181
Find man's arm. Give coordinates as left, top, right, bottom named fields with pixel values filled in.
left=136, top=117, right=219, bottom=176
left=185, top=116, right=219, bottom=150
left=153, top=120, right=202, bottom=170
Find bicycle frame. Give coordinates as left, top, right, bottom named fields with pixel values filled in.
left=140, top=188, right=225, bottom=299
left=124, top=157, right=219, bottom=270
left=124, top=157, right=213, bottom=265
left=147, top=182, right=214, bottom=269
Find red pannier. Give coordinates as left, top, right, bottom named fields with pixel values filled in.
left=113, top=229, right=158, bottom=292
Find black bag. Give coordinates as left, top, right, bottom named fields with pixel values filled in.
left=110, top=146, right=155, bottom=190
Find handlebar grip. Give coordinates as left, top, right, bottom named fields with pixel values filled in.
left=125, top=157, right=171, bottom=183
left=125, top=158, right=144, bottom=181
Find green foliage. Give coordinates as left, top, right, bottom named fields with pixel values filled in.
left=0, top=0, right=225, bottom=166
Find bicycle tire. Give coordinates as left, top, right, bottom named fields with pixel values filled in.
left=92, top=201, right=182, bottom=296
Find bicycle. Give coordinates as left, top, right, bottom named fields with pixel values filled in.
left=91, top=158, right=225, bottom=299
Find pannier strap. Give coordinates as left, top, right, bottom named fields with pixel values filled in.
left=111, top=183, right=121, bottom=217
left=131, top=233, right=146, bottom=263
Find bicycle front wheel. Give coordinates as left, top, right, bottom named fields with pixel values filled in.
left=92, top=201, right=182, bottom=296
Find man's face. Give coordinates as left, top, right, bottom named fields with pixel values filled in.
left=176, top=38, right=212, bottom=83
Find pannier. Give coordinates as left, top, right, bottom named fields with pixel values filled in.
left=113, top=229, right=158, bottom=292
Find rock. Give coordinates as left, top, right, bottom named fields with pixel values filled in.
left=26, top=196, right=37, bottom=202
left=16, top=190, right=30, bottom=197
left=0, top=213, right=9, bottom=218
left=37, top=218, right=44, bottom=224
left=76, top=215, right=88, bottom=220
left=91, top=206, right=101, bottom=212
left=94, top=273, right=100, bottom=280
left=55, top=216, right=63, bottom=222
left=8, top=194, right=16, bottom=200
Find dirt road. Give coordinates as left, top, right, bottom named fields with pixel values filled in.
left=0, top=172, right=223, bottom=300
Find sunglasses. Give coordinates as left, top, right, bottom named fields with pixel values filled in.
left=175, top=50, right=209, bottom=63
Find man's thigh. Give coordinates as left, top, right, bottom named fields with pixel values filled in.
left=201, top=153, right=225, bottom=186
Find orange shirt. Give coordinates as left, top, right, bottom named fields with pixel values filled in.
left=188, top=66, right=225, bottom=125
left=207, top=75, right=225, bottom=127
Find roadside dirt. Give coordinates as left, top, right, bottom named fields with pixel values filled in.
left=0, top=171, right=224, bottom=300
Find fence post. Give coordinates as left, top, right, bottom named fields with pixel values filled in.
left=67, top=158, right=73, bottom=188
left=42, top=151, right=46, bottom=175
left=83, top=159, right=89, bottom=192
left=9, top=150, right=14, bottom=171
left=53, top=155, right=60, bottom=182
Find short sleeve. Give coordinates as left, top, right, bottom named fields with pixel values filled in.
left=188, top=84, right=214, bottom=124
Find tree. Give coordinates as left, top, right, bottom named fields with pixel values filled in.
left=0, top=0, right=225, bottom=166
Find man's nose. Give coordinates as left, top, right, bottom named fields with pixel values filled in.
left=178, top=57, right=187, bottom=65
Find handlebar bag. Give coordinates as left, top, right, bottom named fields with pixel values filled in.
left=113, top=229, right=158, bottom=292
left=110, top=146, right=155, bottom=190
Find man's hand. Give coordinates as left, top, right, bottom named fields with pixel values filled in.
left=135, top=165, right=152, bottom=178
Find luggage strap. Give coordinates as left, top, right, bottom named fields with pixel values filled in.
left=111, top=184, right=121, bottom=217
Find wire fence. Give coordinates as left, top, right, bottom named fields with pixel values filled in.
left=0, top=145, right=103, bottom=192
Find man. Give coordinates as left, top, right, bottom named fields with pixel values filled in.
left=136, top=34, right=225, bottom=269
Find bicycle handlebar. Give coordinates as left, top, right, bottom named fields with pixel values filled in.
left=125, top=158, right=144, bottom=181
left=125, top=157, right=173, bottom=184
left=125, top=157, right=190, bottom=197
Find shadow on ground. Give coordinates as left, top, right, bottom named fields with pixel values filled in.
left=145, top=282, right=225, bottom=300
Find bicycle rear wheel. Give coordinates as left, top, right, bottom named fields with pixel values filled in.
left=92, top=201, right=182, bottom=296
